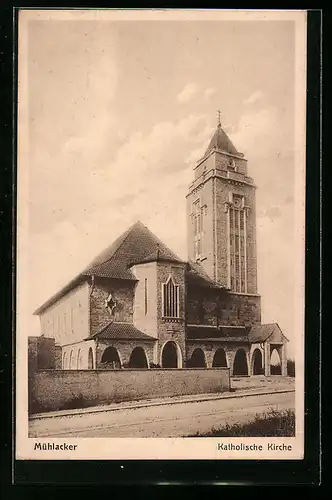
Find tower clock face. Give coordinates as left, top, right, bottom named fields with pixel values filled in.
left=233, top=196, right=242, bottom=208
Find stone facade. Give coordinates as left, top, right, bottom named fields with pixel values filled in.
left=187, top=287, right=261, bottom=328
left=89, top=277, right=135, bottom=335
left=187, top=151, right=257, bottom=293
left=156, top=262, right=187, bottom=367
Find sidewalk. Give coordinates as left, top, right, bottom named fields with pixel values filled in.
left=30, top=386, right=295, bottom=421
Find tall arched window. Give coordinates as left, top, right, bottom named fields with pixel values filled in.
left=88, top=348, right=94, bottom=370
left=162, top=276, right=180, bottom=318
left=228, top=194, right=247, bottom=293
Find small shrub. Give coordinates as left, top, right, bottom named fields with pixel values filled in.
left=149, top=363, right=161, bottom=369
left=61, top=393, right=87, bottom=410
left=287, top=359, right=295, bottom=377
left=99, top=361, right=121, bottom=370
left=270, top=363, right=282, bottom=375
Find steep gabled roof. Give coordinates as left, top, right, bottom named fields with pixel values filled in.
left=83, top=220, right=184, bottom=276
left=204, top=123, right=239, bottom=157
left=34, top=221, right=184, bottom=315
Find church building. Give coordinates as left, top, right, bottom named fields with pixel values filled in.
left=34, top=119, right=288, bottom=376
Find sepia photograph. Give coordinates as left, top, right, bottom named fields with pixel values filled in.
left=16, top=9, right=307, bottom=460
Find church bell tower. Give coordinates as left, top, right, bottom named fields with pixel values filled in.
left=186, top=115, right=258, bottom=294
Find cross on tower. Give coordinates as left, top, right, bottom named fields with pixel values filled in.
left=217, top=110, right=221, bottom=127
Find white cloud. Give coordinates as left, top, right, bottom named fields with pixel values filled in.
left=177, top=82, right=200, bottom=103
left=229, top=106, right=287, bottom=157
left=204, top=87, right=216, bottom=100
left=244, top=90, right=264, bottom=105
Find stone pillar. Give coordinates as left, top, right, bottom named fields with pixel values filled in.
left=264, top=343, right=271, bottom=376
left=246, top=351, right=250, bottom=377
left=279, top=344, right=288, bottom=376
left=249, top=347, right=254, bottom=376
left=227, top=349, right=236, bottom=377
left=153, top=342, right=159, bottom=365
left=205, top=347, right=214, bottom=368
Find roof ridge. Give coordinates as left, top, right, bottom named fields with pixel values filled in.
left=85, top=221, right=144, bottom=273
left=105, top=221, right=142, bottom=265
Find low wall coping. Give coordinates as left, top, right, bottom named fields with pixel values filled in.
left=35, top=367, right=230, bottom=373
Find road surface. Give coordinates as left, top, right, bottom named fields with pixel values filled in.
left=29, top=390, right=295, bottom=438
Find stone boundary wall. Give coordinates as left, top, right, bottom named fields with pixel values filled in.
left=29, top=368, right=230, bottom=414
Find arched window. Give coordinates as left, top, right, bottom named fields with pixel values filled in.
left=162, top=276, right=180, bottom=318
left=212, top=348, right=228, bottom=368
left=128, top=347, right=148, bottom=368
left=188, top=348, right=206, bottom=368
left=88, top=347, right=94, bottom=370
left=101, top=346, right=122, bottom=369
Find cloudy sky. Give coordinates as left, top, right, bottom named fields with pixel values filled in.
left=20, top=12, right=305, bottom=357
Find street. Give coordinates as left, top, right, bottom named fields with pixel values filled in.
left=29, top=388, right=295, bottom=438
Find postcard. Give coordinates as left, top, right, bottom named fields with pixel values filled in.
left=16, top=8, right=307, bottom=461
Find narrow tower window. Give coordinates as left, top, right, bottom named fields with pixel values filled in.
left=144, top=278, right=148, bottom=316
left=193, top=199, right=203, bottom=261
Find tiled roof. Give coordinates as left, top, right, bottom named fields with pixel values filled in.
left=34, top=221, right=184, bottom=314
left=187, top=325, right=248, bottom=342
left=248, top=323, right=289, bottom=343
left=204, top=123, right=239, bottom=157
left=83, top=220, right=184, bottom=277
left=189, top=337, right=249, bottom=343
left=186, top=260, right=224, bottom=289
left=89, top=322, right=156, bottom=341
left=187, top=323, right=288, bottom=344
left=130, top=246, right=184, bottom=266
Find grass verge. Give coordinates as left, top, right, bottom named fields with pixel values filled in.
left=188, top=408, right=295, bottom=437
